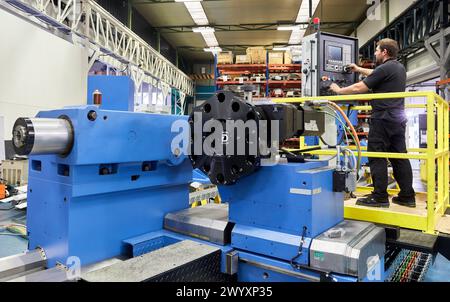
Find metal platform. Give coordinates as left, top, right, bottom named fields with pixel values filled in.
left=387, top=229, right=438, bottom=253
left=310, top=220, right=386, bottom=280
left=164, top=203, right=233, bottom=245
left=81, top=240, right=229, bottom=282
left=0, top=249, right=46, bottom=281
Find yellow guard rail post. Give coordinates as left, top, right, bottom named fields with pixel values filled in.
left=274, top=92, right=449, bottom=234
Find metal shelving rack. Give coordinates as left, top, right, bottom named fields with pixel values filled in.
left=214, top=53, right=301, bottom=98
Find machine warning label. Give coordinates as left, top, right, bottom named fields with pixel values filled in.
left=304, top=120, right=319, bottom=131
left=314, top=251, right=325, bottom=262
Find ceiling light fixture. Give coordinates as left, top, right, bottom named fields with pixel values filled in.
left=201, top=32, right=219, bottom=47
left=179, top=0, right=221, bottom=54
left=272, top=46, right=289, bottom=51
left=204, top=47, right=222, bottom=52
left=184, top=1, right=209, bottom=25
left=288, top=29, right=306, bottom=44
left=192, top=27, right=215, bottom=33
left=296, top=0, right=320, bottom=23
left=289, top=0, right=320, bottom=44
left=174, top=0, right=202, bottom=2
left=277, top=25, right=302, bottom=31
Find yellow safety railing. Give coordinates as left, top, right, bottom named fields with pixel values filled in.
left=274, top=91, right=449, bottom=234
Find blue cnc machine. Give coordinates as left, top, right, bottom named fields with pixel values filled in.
left=3, top=89, right=385, bottom=282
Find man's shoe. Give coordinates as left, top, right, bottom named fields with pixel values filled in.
left=356, top=195, right=390, bottom=208
left=392, top=196, right=416, bottom=208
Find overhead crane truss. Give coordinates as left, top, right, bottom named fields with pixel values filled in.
left=1, top=0, right=194, bottom=96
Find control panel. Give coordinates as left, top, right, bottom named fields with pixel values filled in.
left=324, top=42, right=352, bottom=73
left=302, top=32, right=358, bottom=97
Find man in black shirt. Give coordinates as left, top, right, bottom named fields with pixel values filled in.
left=329, top=38, right=415, bottom=208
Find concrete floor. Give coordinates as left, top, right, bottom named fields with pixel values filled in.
left=0, top=204, right=27, bottom=258
left=424, top=253, right=450, bottom=282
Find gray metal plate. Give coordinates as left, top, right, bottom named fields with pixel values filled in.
left=310, top=220, right=385, bottom=280
left=164, top=203, right=233, bottom=245
left=81, top=240, right=223, bottom=282
left=0, top=250, right=46, bottom=281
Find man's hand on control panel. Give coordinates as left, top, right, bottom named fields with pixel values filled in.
left=347, top=63, right=359, bottom=73
left=329, top=83, right=342, bottom=94
left=348, top=63, right=374, bottom=77
left=328, top=81, right=369, bottom=95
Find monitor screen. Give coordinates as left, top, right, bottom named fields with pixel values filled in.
left=328, top=46, right=342, bottom=61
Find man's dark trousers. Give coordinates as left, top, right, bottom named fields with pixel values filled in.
left=367, top=119, right=415, bottom=200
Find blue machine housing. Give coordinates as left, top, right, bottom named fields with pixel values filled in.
left=27, top=106, right=192, bottom=267
left=22, top=103, right=381, bottom=282
left=87, top=75, right=135, bottom=111
left=219, top=162, right=344, bottom=265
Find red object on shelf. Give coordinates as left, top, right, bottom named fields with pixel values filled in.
left=217, top=64, right=266, bottom=70
left=217, top=80, right=301, bottom=86
left=217, top=64, right=301, bottom=73
left=217, top=81, right=265, bottom=85
left=217, top=64, right=266, bottom=75
left=217, top=71, right=254, bottom=75
left=216, top=63, right=303, bottom=97
left=268, top=64, right=301, bottom=72
left=268, top=80, right=301, bottom=87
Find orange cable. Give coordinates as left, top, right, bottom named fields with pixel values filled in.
left=327, top=101, right=362, bottom=170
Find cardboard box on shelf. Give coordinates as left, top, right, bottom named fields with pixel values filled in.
left=218, top=52, right=234, bottom=64
left=246, top=47, right=266, bottom=64
left=290, top=46, right=302, bottom=63
left=235, top=55, right=250, bottom=64
left=233, top=76, right=249, bottom=82
left=284, top=51, right=292, bottom=64
left=269, top=52, right=284, bottom=64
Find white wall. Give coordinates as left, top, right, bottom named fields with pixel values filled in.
left=0, top=8, right=88, bottom=139
left=388, top=0, right=417, bottom=22
left=0, top=115, right=4, bottom=160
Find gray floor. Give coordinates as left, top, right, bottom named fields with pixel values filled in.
left=0, top=204, right=27, bottom=258
left=424, top=253, right=450, bottom=282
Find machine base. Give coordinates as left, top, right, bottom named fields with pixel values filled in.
left=82, top=240, right=232, bottom=282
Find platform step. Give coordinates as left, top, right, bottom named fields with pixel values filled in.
left=437, top=215, right=450, bottom=235
left=387, top=229, right=437, bottom=253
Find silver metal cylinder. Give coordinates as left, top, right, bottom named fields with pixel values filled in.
left=12, top=117, right=74, bottom=156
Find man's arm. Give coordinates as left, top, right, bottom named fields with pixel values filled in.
left=356, top=67, right=374, bottom=77
left=348, top=63, right=373, bottom=77
left=330, top=63, right=385, bottom=95
left=329, top=81, right=370, bottom=95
